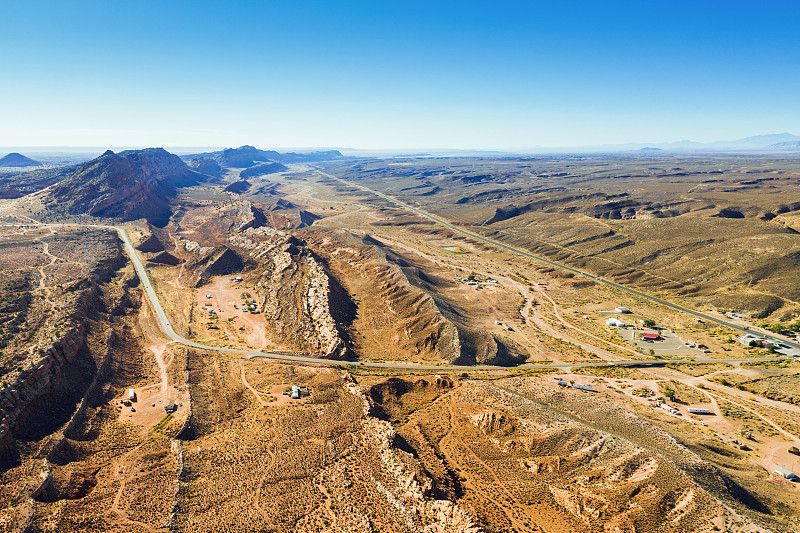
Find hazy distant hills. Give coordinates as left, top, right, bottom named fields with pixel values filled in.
left=770, top=141, right=800, bottom=150
left=0, top=152, right=42, bottom=167
left=181, top=145, right=344, bottom=168
left=515, top=132, right=800, bottom=154
left=47, top=148, right=205, bottom=226
left=1, top=144, right=342, bottom=224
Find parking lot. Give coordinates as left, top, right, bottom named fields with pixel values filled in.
left=616, top=328, right=704, bottom=356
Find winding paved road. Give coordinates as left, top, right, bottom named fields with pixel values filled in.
left=3, top=219, right=787, bottom=372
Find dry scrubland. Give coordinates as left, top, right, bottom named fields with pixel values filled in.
left=322, top=154, right=800, bottom=321
left=0, top=226, right=123, bottom=383
left=3, top=152, right=800, bottom=531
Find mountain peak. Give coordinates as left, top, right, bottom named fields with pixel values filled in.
left=47, top=147, right=203, bottom=226
left=0, top=152, right=43, bottom=167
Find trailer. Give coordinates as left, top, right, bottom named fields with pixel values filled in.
left=128, top=389, right=136, bottom=402
left=774, top=465, right=798, bottom=480
left=660, top=403, right=679, bottom=415
left=688, top=407, right=712, bottom=415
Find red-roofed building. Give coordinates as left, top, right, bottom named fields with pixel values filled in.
left=643, top=332, right=661, bottom=341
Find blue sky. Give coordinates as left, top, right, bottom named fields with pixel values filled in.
left=1, top=1, right=799, bottom=149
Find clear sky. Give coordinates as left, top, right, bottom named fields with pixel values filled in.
left=1, top=0, right=799, bottom=150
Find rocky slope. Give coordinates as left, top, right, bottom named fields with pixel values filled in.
left=228, top=227, right=354, bottom=359
left=302, top=231, right=520, bottom=365
left=367, top=376, right=778, bottom=532
left=0, top=164, right=77, bottom=198
left=46, top=148, right=205, bottom=226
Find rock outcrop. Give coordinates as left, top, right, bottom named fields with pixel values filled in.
left=298, top=209, right=321, bottom=228
left=136, top=233, right=167, bottom=253
left=192, top=247, right=248, bottom=286
left=148, top=251, right=182, bottom=266
left=228, top=228, right=353, bottom=359
left=224, top=179, right=251, bottom=194
left=235, top=201, right=268, bottom=232
left=239, top=161, right=288, bottom=178
left=0, top=327, right=85, bottom=464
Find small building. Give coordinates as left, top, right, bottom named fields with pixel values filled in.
left=773, top=465, right=798, bottom=480
left=606, top=318, right=625, bottom=327
left=642, top=332, right=661, bottom=341
left=688, top=407, right=712, bottom=415
left=660, top=403, right=679, bottom=415
left=573, top=384, right=595, bottom=392
left=128, top=389, right=137, bottom=402
left=615, top=307, right=631, bottom=314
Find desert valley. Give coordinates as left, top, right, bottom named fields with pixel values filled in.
left=0, top=144, right=799, bottom=532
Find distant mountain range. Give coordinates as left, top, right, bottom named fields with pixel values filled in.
left=515, top=132, right=800, bottom=154
left=182, top=145, right=345, bottom=167
left=0, top=152, right=42, bottom=167
left=770, top=141, right=800, bottom=150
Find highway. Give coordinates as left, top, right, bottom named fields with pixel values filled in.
left=317, top=169, right=800, bottom=355
left=3, top=218, right=787, bottom=372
